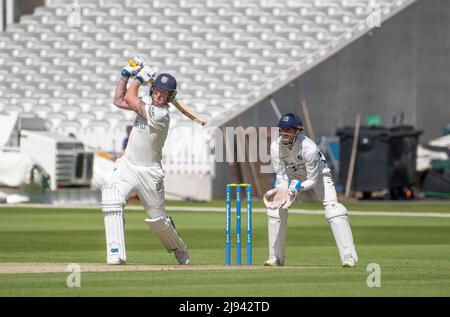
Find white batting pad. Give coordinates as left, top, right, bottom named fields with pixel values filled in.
left=325, top=203, right=358, bottom=265
left=267, top=208, right=288, bottom=265
left=102, top=184, right=126, bottom=264
left=145, top=216, right=187, bottom=253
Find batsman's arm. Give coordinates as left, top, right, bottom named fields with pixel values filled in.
left=113, top=57, right=145, bottom=110
left=124, top=80, right=147, bottom=119
left=113, top=75, right=134, bottom=110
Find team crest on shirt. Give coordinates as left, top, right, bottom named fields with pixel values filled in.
left=297, top=155, right=303, bottom=161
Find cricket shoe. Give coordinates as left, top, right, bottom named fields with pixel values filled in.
left=342, top=256, right=357, bottom=268
left=174, top=249, right=190, bottom=265
left=107, top=255, right=126, bottom=265
left=263, top=258, right=282, bottom=267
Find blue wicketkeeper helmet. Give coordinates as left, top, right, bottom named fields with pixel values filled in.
left=277, top=113, right=303, bottom=129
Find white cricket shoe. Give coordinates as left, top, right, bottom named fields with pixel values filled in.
left=175, top=249, right=190, bottom=265
left=342, top=256, right=357, bottom=268
left=107, top=255, right=126, bottom=265
left=263, top=258, right=282, bottom=267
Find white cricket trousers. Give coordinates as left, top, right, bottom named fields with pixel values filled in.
left=108, top=156, right=167, bottom=218
left=311, top=167, right=338, bottom=206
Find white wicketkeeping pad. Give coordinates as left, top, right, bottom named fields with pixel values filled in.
left=328, top=215, right=358, bottom=263
left=267, top=208, right=288, bottom=265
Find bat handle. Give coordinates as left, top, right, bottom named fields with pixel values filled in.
left=129, top=57, right=144, bottom=68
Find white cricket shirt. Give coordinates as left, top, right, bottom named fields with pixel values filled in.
left=124, top=96, right=170, bottom=165
left=271, top=134, right=328, bottom=191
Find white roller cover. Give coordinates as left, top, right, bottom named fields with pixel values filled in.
left=0, top=112, right=18, bottom=147
left=416, top=145, right=448, bottom=172
left=0, top=152, right=35, bottom=187
left=429, top=134, right=450, bottom=148
left=145, top=216, right=187, bottom=253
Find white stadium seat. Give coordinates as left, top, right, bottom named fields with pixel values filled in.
left=1, top=0, right=412, bottom=174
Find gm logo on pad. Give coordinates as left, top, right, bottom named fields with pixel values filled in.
left=111, top=248, right=119, bottom=253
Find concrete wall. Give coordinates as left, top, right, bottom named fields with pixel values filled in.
left=11, top=0, right=45, bottom=23
left=415, top=0, right=450, bottom=140
left=233, top=0, right=450, bottom=143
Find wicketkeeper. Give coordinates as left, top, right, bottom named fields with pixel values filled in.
left=101, top=57, right=190, bottom=265
left=263, top=113, right=358, bottom=267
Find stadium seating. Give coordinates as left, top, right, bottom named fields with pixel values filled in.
left=0, top=0, right=415, bottom=175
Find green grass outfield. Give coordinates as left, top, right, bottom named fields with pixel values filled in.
left=0, top=201, right=449, bottom=296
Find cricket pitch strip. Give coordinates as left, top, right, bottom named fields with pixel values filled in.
left=0, top=262, right=334, bottom=274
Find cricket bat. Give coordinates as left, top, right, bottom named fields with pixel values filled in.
left=127, top=58, right=207, bottom=126
left=171, top=98, right=207, bottom=126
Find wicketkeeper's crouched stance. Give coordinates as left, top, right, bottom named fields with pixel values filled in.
left=101, top=58, right=189, bottom=265
left=263, top=113, right=358, bottom=267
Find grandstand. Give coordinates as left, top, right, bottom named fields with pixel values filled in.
left=0, top=0, right=416, bottom=200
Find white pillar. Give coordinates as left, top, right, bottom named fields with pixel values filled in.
left=6, top=0, right=14, bottom=26
left=0, top=0, right=4, bottom=31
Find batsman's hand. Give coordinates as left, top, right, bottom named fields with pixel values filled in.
left=263, top=187, right=290, bottom=210
left=135, top=65, right=157, bottom=85
left=121, top=56, right=144, bottom=78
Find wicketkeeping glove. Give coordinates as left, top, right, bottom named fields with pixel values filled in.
left=281, top=190, right=297, bottom=209
left=263, top=187, right=290, bottom=210
left=121, top=56, right=144, bottom=78
left=281, top=179, right=302, bottom=209
left=135, top=65, right=157, bottom=85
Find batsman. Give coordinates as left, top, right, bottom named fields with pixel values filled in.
left=263, top=113, right=358, bottom=267
left=101, top=57, right=190, bottom=265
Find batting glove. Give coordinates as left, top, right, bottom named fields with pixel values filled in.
left=135, top=65, right=157, bottom=85
left=121, top=56, right=144, bottom=78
